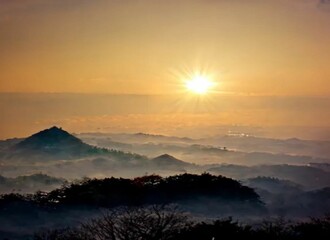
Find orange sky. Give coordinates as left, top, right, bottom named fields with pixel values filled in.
left=1, top=1, right=330, bottom=139
left=1, top=0, right=330, bottom=96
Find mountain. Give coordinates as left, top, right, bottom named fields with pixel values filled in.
left=243, top=177, right=304, bottom=194
left=77, top=132, right=330, bottom=166
left=4, top=126, right=104, bottom=161
left=208, top=164, right=330, bottom=189
left=15, top=126, right=84, bottom=149
left=78, top=132, right=330, bottom=159
left=151, top=154, right=193, bottom=170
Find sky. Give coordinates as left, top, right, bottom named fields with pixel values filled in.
left=1, top=0, right=330, bottom=139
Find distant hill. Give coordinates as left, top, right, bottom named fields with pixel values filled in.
left=241, top=176, right=330, bottom=217
left=208, top=164, right=330, bottom=189
left=0, top=173, right=264, bottom=215
left=77, top=132, right=330, bottom=166
left=205, top=135, right=330, bottom=159
left=1, top=127, right=145, bottom=162
left=5, top=126, right=99, bottom=160
left=79, top=132, right=196, bottom=144
left=243, top=176, right=304, bottom=194
left=309, top=163, right=330, bottom=172
left=15, top=126, right=85, bottom=150
left=276, top=187, right=330, bottom=217
left=151, top=154, right=193, bottom=170
left=0, top=173, right=66, bottom=194
left=14, top=126, right=92, bottom=151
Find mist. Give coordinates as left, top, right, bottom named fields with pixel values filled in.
left=1, top=93, right=330, bottom=140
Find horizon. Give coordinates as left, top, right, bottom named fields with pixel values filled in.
left=1, top=1, right=330, bottom=140
left=1, top=92, right=330, bottom=140
left=2, top=1, right=330, bottom=237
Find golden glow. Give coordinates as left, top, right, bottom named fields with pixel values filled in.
left=1, top=1, right=330, bottom=96
left=186, top=75, right=214, bottom=94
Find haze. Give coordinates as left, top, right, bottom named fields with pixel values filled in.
left=2, top=2, right=330, bottom=237
left=1, top=0, right=330, bottom=139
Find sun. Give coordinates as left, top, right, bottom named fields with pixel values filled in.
left=185, top=75, right=214, bottom=94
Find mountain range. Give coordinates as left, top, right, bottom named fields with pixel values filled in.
left=0, top=127, right=330, bottom=190
left=0, top=126, right=138, bottom=162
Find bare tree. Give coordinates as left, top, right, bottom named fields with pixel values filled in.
left=35, top=205, right=190, bottom=240
left=81, top=205, right=190, bottom=240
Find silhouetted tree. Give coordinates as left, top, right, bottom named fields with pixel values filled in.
left=255, top=217, right=294, bottom=240
left=34, top=205, right=190, bottom=240
left=34, top=211, right=330, bottom=240
left=16, top=173, right=262, bottom=209
left=293, top=214, right=330, bottom=240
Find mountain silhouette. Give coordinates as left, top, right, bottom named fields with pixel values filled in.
left=151, top=154, right=192, bottom=169
left=243, top=176, right=304, bottom=194
left=9, top=126, right=99, bottom=160
left=16, top=126, right=84, bottom=149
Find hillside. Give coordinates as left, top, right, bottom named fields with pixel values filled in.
left=8, top=126, right=96, bottom=160
left=0, top=173, right=263, bottom=212
left=0, top=127, right=146, bottom=163
left=151, top=154, right=193, bottom=170
left=0, top=173, right=66, bottom=194
left=208, top=164, right=330, bottom=189
left=243, top=176, right=303, bottom=194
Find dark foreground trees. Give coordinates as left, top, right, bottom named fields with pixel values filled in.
left=34, top=205, right=330, bottom=240
left=1, top=173, right=263, bottom=213
left=34, top=205, right=190, bottom=240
